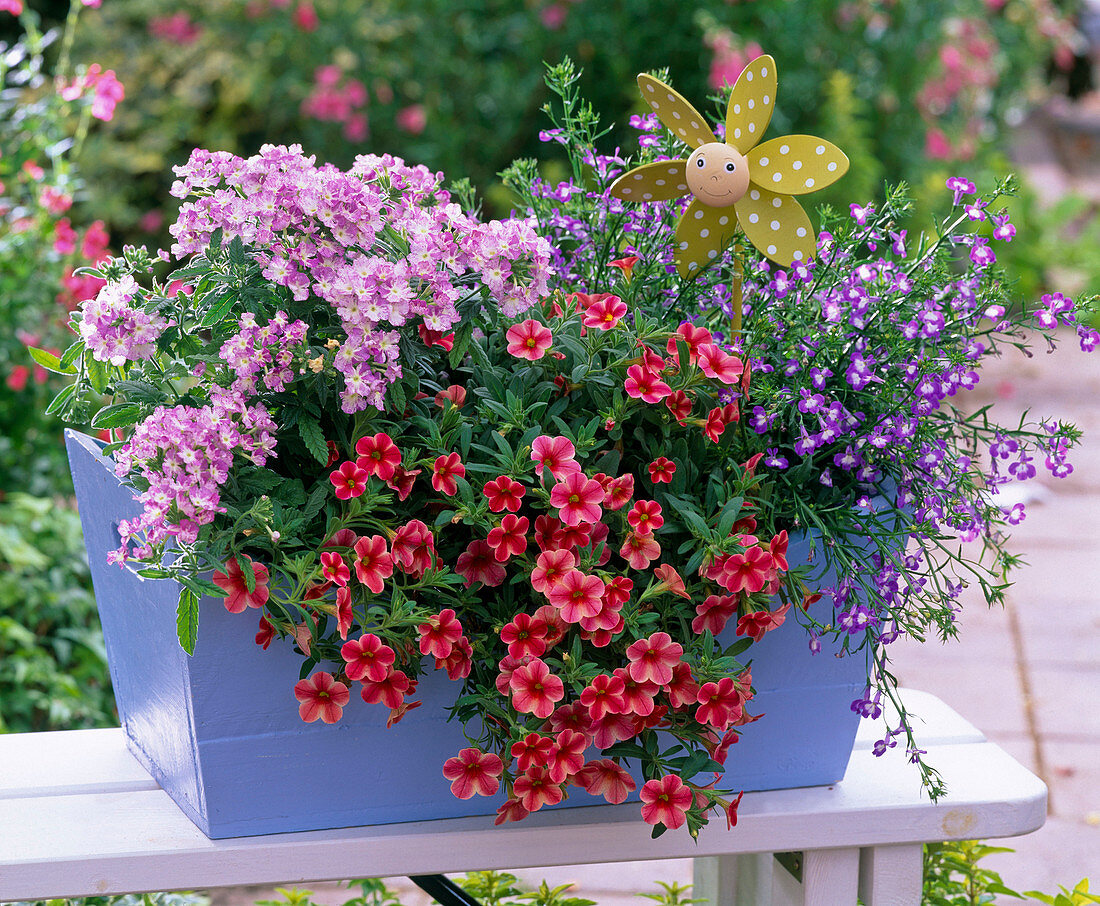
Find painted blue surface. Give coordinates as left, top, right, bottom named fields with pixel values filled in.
left=67, top=430, right=867, bottom=839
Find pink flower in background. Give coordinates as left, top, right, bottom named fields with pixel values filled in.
left=705, top=29, right=763, bottom=90
left=396, top=104, right=427, bottom=135
left=61, top=64, right=124, bottom=121
left=539, top=3, right=567, bottom=29
left=0, top=0, right=24, bottom=14
left=148, top=12, right=202, bottom=43
left=81, top=0, right=102, bottom=7
left=292, top=0, right=318, bottom=30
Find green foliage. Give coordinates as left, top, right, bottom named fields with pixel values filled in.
left=66, top=0, right=1080, bottom=242
left=5, top=893, right=208, bottom=906
left=1, top=3, right=111, bottom=496
left=0, top=493, right=114, bottom=733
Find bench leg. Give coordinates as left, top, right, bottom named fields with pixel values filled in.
left=693, top=853, right=772, bottom=905
left=799, top=848, right=860, bottom=906
left=858, top=844, right=924, bottom=905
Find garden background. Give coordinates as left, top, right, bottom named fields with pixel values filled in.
left=2, top=0, right=1099, bottom=901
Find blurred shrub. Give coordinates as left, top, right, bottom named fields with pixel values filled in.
left=68, top=0, right=1081, bottom=246
left=0, top=493, right=114, bottom=732
left=1, top=6, right=116, bottom=495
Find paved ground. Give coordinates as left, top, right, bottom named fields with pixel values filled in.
left=206, top=107, right=1100, bottom=906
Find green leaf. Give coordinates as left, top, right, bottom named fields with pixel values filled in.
left=176, top=587, right=199, bottom=656
left=45, top=383, right=76, bottom=416
left=85, top=350, right=109, bottom=393
left=91, top=403, right=144, bottom=430
left=716, top=497, right=745, bottom=537
left=298, top=415, right=329, bottom=465
left=449, top=322, right=474, bottom=369
left=58, top=340, right=86, bottom=370
left=28, top=346, right=76, bottom=375
left=200, top=290, right=237, bottom=328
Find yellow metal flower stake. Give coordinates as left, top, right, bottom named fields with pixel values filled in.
left=610, top=56, right=849, bottom=337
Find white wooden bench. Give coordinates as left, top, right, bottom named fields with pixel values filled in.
left=0, top=690, right=1046, bottom=906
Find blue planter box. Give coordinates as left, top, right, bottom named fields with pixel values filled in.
left=67, top=429, right=867, bottom=839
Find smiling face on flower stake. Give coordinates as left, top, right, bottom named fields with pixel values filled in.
left=610, top=56, right=849, bottom=277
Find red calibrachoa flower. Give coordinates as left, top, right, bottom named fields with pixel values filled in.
left=652, top=564, right=690, bottom=599
left=442, top=747, right=504, bottom=799
left=513, top=766, right=565, bottom=812
left=501, top=612, right=550, bottom=659
left=329, top=460, right=369, bottom=500
left=696, top=677, right=744, bottom=730
left=530, top=547, right=575, bottom=594
left=614, top=667, right=659, bottom=716
left=483, top=475, right=526, bottom=512
left=606, top=473, right=635, bottom=510
left=648, top=457, right=676, bottom=483
left=626, top=631, right=684, bottom=685
left=509, top=657, right=565, bottom=718
left=495, top=798, right=530, bottom=825
left=320, top=550, right=350, bottom=586
left=455, top=539, right=507, bottom=587
left=418, top=608, right=464, bottom=658
left=294, top=671, right=350, bottom=724
left=506, top=319, right=554, bottom=361
left=608, top=255, right=639, bottom=278
left=213, top=555, right=270, bottom=613
left=549, top=471, right=605, bottom=526
left=696, top=343, right=745, bottom=384
left=666, top=662, right=700, bottom=710
left=549, top=570, right=606, bottom=623
left=353, top=534, right=394, bottom=593
left=620, top=531, right=661, bottom=569
left=720, top=545, right=774, bottom=594
left=664, top=389, right=693, bottom=424
left=549, top=700, right=595, bottom=739
left=770, top=530, right=790, bottom=571
left=255, top=615, right=275, bottom=650
left=354, top=432, right=402, bottom=480
left=576, top=758, right=637, bottom=805
left=546, top=729, right=587, bottom=782
left=692, top=594, right=738, bottom=635
left=432, top=452, right=466, bottom=496
left=341, top=633, right=396, bottom=683
left=486, top=513, right=529, bottom=562
left=640, top=775, right=694, bottom=829
left=418, top=324, right=455, bottom=351
left=703, top=403, right=739, bottom=442
left=335, top=586, right=353, bottom=640
left=511, top=732, right=554, bottom=773
left=582, top=294, right=627, bottom=330
left=665, top=322, right=713, bottom=364
left=736, top=602, right=792, bottom=642
left=624, top=363, right=672, bottom=403
left=434, top=385, right=467, bottom=409
left=360, top=667, right=411, bottom=709
left=385, top=464, right=421, bottom=501
left=438, top=635, right=474, bottom=681
left=531, top=434, right=581, bottom=480
left=390, top=520, right=435, bottom=576
left=579, top=672, right=627, bottom=720
left=627, top=499, right=664, bottom=535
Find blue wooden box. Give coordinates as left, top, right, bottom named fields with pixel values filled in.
left=66, top=429, right=867, bottom=839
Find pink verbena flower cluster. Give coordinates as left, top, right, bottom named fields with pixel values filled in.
left=78, top=275, right=170, bottom=366
left=111, top=390, right=277, bottom=558
left=168, top=145, right=553, bottom=412
left=219, top=310, right=308, bottom=395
